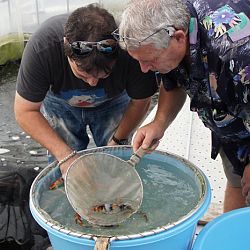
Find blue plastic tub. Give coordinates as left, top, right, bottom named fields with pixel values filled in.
left=193, top=207, right=250, bottom=250
left=30, top=146, right=211, bottom=250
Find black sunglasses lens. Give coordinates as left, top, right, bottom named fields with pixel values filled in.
left=70, top=40, right=117, bottom=56
left=70, top=42, right=93, bottom=55
left=97, top=39, right=117, bottom=54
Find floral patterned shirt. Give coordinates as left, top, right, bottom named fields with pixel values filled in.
left=162, top=0, right=250, bottom=175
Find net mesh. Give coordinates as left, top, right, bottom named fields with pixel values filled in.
left=65, top=153, right=143, bottom=226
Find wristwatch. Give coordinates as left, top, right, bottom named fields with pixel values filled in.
left=112, top=135, right=129, bottom=145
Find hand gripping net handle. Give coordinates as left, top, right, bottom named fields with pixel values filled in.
left=127, top=140, right=158, bottom=167
left=127, top=146, right=147, bottom=167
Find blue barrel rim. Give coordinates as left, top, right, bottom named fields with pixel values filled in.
left=30, top=145, right=211, bottom=244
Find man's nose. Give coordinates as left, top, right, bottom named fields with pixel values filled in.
left=139, top=61, right=153, bottom=73
left=86, top=77, right=98, bottom=86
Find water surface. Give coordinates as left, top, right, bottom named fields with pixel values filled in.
left=39, top=157, right=201, bottom=236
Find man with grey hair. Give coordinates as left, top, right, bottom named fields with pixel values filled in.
left=114, top=0, right=250, bottom=213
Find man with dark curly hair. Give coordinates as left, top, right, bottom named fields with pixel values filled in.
left=14, top=4, right=157, bottom=176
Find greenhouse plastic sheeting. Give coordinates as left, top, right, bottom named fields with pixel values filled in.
left=0, top=0, right=129, bottom=64
left=1, top=0, right=129, bottom=35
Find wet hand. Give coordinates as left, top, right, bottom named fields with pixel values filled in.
left=49, top=153, right=80, bottom=190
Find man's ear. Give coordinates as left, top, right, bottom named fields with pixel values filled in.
left=172, top=30, right=187, bottom=44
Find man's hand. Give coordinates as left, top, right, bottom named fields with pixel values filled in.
left=241, top=163, right=250, bottom=206
left=132, top=121, right=164, bottom=152
left=59, top=154, right=80, bottom=179
left=133, top=86, right=186, bottom=152
left=49, top=154, right=80, bottom=190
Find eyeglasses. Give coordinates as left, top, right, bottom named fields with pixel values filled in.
left=111, top=26, right=176, bottom=48
left=69, top=39, right=118, bottom=56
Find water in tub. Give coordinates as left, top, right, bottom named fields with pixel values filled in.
left=39, top=157, right=201, bottom=236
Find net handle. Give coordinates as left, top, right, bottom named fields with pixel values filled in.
left=94, top=237, right=110, bottom=250
left=127, top=139, right=159, bottom=167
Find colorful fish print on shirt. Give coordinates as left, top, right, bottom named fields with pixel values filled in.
left=172, top=1, right=250, bottom=174
left=233, top=65, right=250, bottom=105
left=202, top=5, right=250, bottom=41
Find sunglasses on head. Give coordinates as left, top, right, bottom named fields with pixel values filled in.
left=69, top=39, right=118, bottom=56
